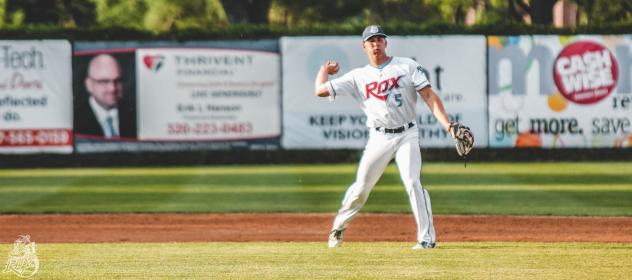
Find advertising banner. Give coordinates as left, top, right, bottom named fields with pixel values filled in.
left=137, top=48, right=280, bottom=142
left=74, top=41, right=280, bottom=153
left=488, top=35, right=632, bottom=148
left=0, top=40, right=73, bottom=154
left=281, top=36, right=487, bottom=149
left=73, top=47, right=137, bottom=152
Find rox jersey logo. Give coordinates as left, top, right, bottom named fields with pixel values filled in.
left=365, top=75, right=403, bottom=101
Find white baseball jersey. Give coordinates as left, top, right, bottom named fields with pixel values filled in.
left=327, top=56, right=430, bottom=128
left=326, top=56, right=437, bottom=246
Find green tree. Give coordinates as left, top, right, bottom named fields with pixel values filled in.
left=506, top=0, right=558, bottom=24
left=426, top=0, right=476, bottom=23
left=4, top=0, right=95, bottom=27
left=270, top=0, right=363, bottom=26
left=573, top=0, right=632, bottom=24
left=144, top=0, right=228, bottom=31
left=0, top=0, right=5, bottom=28
left=92, top=0, right=147, bottom=28
left=6, top=0, right=59, bottom=25
left=62, top=0, right=97, bottom=27
left=270, top=0, right=441, bottom=27
left=365, top=0, right=441, bottom=24
left=220, top=0, right=271, bottom=24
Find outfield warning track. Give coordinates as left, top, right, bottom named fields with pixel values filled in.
left=1, top=213, right=631, bottom=243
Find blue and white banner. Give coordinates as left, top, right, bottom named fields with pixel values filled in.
left=281, top=36, right=487, bottom=149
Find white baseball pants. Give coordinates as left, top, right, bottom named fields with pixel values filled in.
left=331, top=126, right=436, bottom=244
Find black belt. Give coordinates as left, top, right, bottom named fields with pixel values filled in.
left=375, top=122, right=415, bottom=133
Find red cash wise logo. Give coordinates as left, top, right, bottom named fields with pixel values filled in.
left=553, top=40, right=618, bottom=105
left=143, top=55, right=165, bottom=72
left=365, top=75, right=403, bottom=101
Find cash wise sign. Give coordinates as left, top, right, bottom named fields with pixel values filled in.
left=488, top=36, right=631, bottom=148
left=553, top=41, right=618, bottom=105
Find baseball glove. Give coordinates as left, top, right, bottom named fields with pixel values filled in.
left=449, top=122, right=474, bottom=157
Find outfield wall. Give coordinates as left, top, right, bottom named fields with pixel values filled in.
left=0, top=35, right=631, bottom=158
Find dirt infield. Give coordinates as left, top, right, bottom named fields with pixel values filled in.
left=1, top=213, right=631, bottom=243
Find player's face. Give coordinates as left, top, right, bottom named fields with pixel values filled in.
left=363, top=36, right=387, bottom=59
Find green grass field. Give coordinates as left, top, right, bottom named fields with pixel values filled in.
left=1, top=242, right=630, bottom=279
left=1, top=162, right=631, bottom=279
left=0, top=162, right=630, bottom=215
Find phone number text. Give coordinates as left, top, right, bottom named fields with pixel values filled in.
left=167, top=122, right=253, bottom=136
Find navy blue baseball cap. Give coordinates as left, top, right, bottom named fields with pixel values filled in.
left=362, top=25, right=388, bottom=41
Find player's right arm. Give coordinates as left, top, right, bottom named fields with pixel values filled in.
left=314, top=60, right=340, bottom=97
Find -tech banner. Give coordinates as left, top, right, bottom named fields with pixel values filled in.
left=0, top=40, right=73, bottom=154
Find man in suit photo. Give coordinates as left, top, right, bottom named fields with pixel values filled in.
left=76, top=53, right=136, bottom=139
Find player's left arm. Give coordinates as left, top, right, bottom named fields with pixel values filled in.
left=418, top=86, right=452, bottom=134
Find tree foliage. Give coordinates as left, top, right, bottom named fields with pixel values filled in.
left=143, top=0, right=228, bottom=32
left=269, top=0, right=442, bottom=27
left=574, top=0, right=632, bottom=24
left=93, top=0, right=147, bottom=28
left=0, top=0, right=629, bottom=30
left=4, top=0, right=96, bottom=27
left=221, top=0, right=271, bottom=24
left=426, top=0, right=475, bottom=24
left=505, top=0, right=557, bottom=24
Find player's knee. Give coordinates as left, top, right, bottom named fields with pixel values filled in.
left=348, top=192, right=369, bottom=205
left=401, top=178, right=421, bottom=189
left=355, top=177, right=374, bottom=186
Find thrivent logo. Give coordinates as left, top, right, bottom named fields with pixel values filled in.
left=143, top=55, right=165, bottom=72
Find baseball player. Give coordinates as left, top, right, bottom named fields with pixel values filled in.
left=314, top=25, right=454, bottom=250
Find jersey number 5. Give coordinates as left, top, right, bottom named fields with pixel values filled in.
left=394, top=93, right=402, bottom=107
